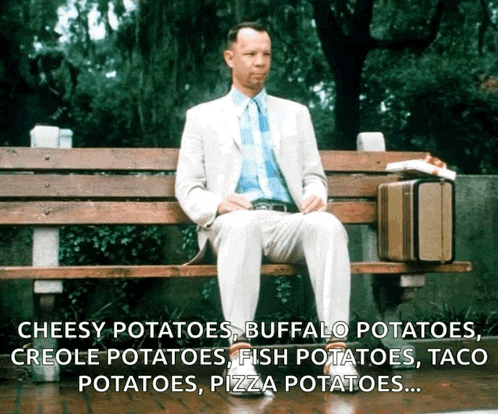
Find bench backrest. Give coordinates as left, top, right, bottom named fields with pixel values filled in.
left=0, top=148, right=429, bottom=226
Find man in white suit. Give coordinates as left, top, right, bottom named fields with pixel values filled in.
left=176, top=22, right=359, bottom=395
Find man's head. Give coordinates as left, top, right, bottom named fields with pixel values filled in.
left=224, top=22, right=271, bottom=97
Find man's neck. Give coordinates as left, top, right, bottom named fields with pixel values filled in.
left=232, top=84, right=264, bottom=98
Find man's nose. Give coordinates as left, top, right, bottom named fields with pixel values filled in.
left=254, top=54, right=266, bottom=66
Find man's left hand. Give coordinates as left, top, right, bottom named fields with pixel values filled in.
left=424, top=154, right=447, bottom=169
left=300, top=195, right=327, bottom=214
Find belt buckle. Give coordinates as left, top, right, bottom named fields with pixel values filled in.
left=252, top=202, right=269, bottom=211
left=252, top=200, right=289, bottom=212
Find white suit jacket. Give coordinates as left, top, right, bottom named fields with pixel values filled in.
left=175, top=92, right=328, bottom=256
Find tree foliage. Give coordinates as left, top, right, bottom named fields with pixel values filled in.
left=1, top=0, right=498, bottom=163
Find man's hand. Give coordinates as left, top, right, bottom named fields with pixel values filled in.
left=300, top=195, right=327, bottom=214
left=217, top=194, right=252, bottom=216
left=424, top=154, right=447, bottom=169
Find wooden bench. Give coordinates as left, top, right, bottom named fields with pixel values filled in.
left=0, top=145, right=473, bottom=379
left=0, top=146, right=472, bottom=277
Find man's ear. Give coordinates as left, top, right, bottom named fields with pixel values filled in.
left=224, top=49, right=234, bottom=68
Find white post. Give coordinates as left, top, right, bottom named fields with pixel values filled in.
left=30, top=125, right=73, bottom=382
left=357, top=132, right=385, bottom=268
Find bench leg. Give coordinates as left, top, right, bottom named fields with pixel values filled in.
left=372, top=275, right=425, bottom=369
left=359, top=223, right=422, bottom=369
left=32, top=293, right=61, bottom=382
left=31, top=226, right=63, bottom=383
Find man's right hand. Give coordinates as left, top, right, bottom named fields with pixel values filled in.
left=217, top=194, right=252, bottom=216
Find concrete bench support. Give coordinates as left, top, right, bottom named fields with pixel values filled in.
left=30, top=126, right=72, bottom=382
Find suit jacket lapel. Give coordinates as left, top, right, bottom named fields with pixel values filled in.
left=217, top=94, right=242, bottom=151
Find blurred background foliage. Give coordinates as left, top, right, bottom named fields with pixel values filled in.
left=1, top=0, right=498, bottom=170
left=1, top=0, right=498, bottom=346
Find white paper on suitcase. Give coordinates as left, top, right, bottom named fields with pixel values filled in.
left=386, top=159, right=457, bottom=180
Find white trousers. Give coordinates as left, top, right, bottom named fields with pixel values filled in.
left=206, top=210, right=351, bottom=339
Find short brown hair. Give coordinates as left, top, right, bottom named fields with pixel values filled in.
left=226, top=22, right=270, bottom=49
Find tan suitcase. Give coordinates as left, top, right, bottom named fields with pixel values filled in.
left=378, top=178, right=454, bottom=263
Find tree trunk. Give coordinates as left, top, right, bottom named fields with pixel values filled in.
left=134, top=1, right=148, bottom=143
left=311, top=0, right=444, bottom=149
left=312, top=0, right=373, bottom=149
left=332, top=47, right=369, bottom=150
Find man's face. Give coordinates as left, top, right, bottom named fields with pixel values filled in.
left=224, top=28, right=271, bottom=97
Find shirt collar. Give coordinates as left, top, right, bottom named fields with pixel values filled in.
left=230, top=86, right=268, bottom=119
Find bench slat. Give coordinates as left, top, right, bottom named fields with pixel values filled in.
left=327, top=174, right=403, bottom=197
left=0, top=174, right=403, bottom=198
left=0, top=148, right=179, bottom=171
left=0, top=261, right=473, bottom=279
left=0, top=201, right=377, bottom=225
left=0, top=174, right=176, bottom=199
left=320, top=151, right=430, bottom=171
left=0, top=148, right=429, bottom=173
left=0, top=201, right=190, bottom=225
